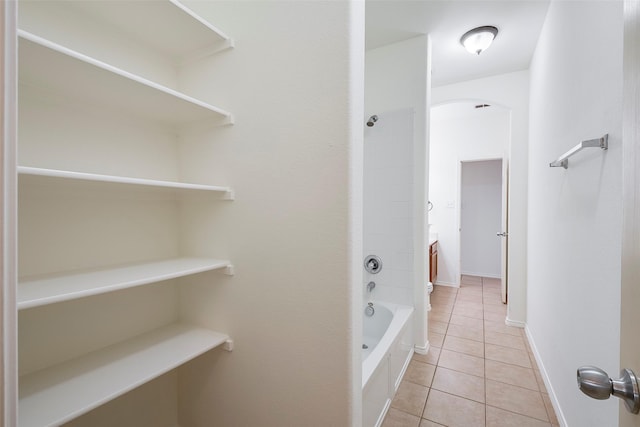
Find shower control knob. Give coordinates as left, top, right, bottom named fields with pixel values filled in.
left=364, top=255, right=382, bottom=274
left=577, top=366, right=640, bottom=413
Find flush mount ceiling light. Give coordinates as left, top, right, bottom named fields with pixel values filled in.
left=460, top=26, right=498, bottom=55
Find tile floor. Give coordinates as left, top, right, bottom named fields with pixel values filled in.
left=381, top=275, right=560, bottom=427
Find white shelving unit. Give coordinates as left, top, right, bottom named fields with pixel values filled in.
left=17, top=1, right=234, bottom=425
left=18, top=30, right=233, bottom=126
left=66, top=0, right=234, bottom=62
left=19, top=323, right=230, bottom=427
left=18, top=166, right=234, bottom=198
left=18, top=258, right=231, bottom=310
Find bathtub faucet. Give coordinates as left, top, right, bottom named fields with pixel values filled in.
left=367, top=281, right=376, bottom=292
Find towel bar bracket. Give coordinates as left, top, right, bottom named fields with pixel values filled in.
left=550, top=134, right=608, bottom=169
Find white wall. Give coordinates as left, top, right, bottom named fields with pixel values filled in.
left=527, top=2, right=623, bottom=426
left=433, top=70, right=529, bottom=325
left=365, top=35, right=430, bottom=352
left=429, top=103, right=509, bottom=286
left=363, top=109, right=414, bottom=306
left=461, top=159, right=502, bottom=278
left=173, top=2, right=364, bottom=426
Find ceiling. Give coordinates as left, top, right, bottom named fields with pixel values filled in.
left=366, top=0, right=551, bottom=87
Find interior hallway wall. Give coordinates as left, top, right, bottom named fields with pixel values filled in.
left=432, top=70, right=529, bottom=326
left=527, top=2, right=623, bottom=426
left=461, top=159, right=502, bottom=278
left=173, top=1, right=365, bottom=425
left=429, top=104, right=509, bottom=286
left=365, top=35, right=430, bottom=352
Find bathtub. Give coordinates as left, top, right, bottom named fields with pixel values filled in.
left=362, top=301, right=414, bottom=427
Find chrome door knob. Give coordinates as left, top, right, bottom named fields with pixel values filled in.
left=577, top=366, right=640, bottom=413
left=496, top=231, right=508, bottom=237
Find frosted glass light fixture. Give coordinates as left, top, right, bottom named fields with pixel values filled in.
left=460, top=26, right=498, bottom=55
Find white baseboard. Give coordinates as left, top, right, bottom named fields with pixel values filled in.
left=433, top=281, right=459, bottom=288
left=525, top=326, right=568, bottom=427
left=505, top=316, right=525, bottom=328
left=461, top=270, right=501, bottom=279
left=414, top=341, right=429, bottom=355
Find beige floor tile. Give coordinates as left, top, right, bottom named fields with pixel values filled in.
left=404, top=360, right=436, bottom=387
left=485, top=359, right=539, bottom=391
left=429, top=310, right=451, bottom=324
left=484, top=296, right=503, bottom=305
left=483, top=297, right=505, bottom=307
left=430, top=298, right=455, bottom=310
left=433, top=285, right=458, bottom=294
left=419, top=420, right=446, bottom=427
left=482, top=277, right=501, bottom=286
left=541, top=393, right=560, bottom=425
left=455, top=300, right=484, bottom=311
left=484, top=303, right=508, bottom=314
left=485, top=344, right=532, bottom=368
left=485, top=330, right=527, bottom=351
left=431, top=291, right=457, bottom=300
left=453, top=305, right=484, bottom=320
left=534, top=369, right=546, bottom=391
left=484, top=310, right=507, bottom=323
left=436, top=303, right=455, bottom=313
left=382, top=407, right=421, bottom=427
left=413, top=346, right=441, bottom=366
left=431, top=366, right=485, bottom=403
left=437, top=349, right=484, bottom=377
left=390, top=380, right=429, bottom=416
left=450, top=314, right=482, bottom=328
left=423, top=389, right=486, bottom=427
left=444, top=335, right=484, bottom=358
left=430, top=320, right=448, bottom=335
left=446, top=323, right=484, bottom=342
left=456, top=292, right=483, bottom=303
left=461, top=275, right=483, bottom=285
left=458, top=287, right=483, bottom=296
left=486, top=405, right=552, bottom=427
left=485, top=320, right=522, bottom=337
left=428, top=332, right=445, bottom=348
left=486, top=380, right=548, bottom=421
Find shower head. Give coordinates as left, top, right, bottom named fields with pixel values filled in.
left=366, top=115, right=378, bottom=127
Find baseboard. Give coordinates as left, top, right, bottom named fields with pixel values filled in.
left=433, top=281, right=459, bottom=288
left=414, top=341, right=429, bottom=355
left=460, top=270, right=501, bottom=279
left=525, top=326, right=568, bottom=427
left=505, top=316, right=525, bottom=328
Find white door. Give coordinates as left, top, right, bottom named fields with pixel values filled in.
left=619, top=1, right=640, bottom=425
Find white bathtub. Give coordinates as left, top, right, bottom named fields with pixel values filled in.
left=362, top=301, right=414, bottom=427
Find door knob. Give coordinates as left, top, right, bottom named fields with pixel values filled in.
left=496, top=231, right=508, bottom=237
left=577, top=366, right=640, bottom=413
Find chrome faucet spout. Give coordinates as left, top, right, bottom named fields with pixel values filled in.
left=367, top=281, right=376, bottom=292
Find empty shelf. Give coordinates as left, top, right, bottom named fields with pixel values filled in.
left=18, top=30, right=232, bottom=126
left=66, top=0, right=233, bottom=62
left=19, top=323, right=229, bottom=427
left=18, top=166, right=233, bottom=196
left=18, top=258, right=231, bottom=309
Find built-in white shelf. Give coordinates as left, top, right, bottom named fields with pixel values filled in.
left=18, top=30, right=233, bottom=126
left=18, top=258, right=232, bottom=310
left=67, top=0, right=233, bottom=63
left=18, top=166, right=233, bottom=198
left=19, top=323, right=230, bottom=427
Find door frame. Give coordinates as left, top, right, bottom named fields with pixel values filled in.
left=619, top=1, right=640, bottom=425
left=1, top=1, right=18, bottom=424
left=457, top=156, right=508, bottom=296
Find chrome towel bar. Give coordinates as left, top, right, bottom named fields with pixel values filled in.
left=549, top=134, right=608, bottom=169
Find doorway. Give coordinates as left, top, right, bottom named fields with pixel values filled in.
left=459, top=159, right=507, bottom=302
